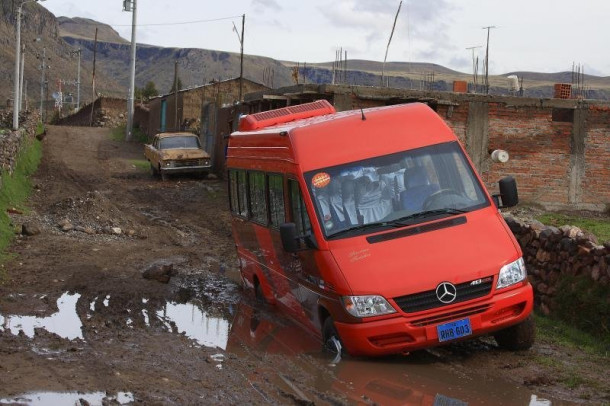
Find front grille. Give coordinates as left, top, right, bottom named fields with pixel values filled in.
left=394, top=278, right=493, bottom=313
left=410, top=304, right=491, bottom=327
left=174, top=159, right=200, bottom=168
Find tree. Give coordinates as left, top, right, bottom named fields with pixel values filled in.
left=135, top=81, right=159, bottom=102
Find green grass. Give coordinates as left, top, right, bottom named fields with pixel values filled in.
left=0, top=137, right=43, bottom=273
left=111, top=126, right=149, bottom=144
left=130, top=159, right=150, bottom=171
left=534, top=312, right=610, bottom=357
left=536, top=213, right=610, bottom=243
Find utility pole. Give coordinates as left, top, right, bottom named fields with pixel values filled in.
left=39, top=47, right=46, bottom=120
left=90, top=28, right=98, bottom=127
left=174, top=60, right=179, bottom=131
left=381, top=1, right=402, bottom=87
left=233, top=15, right=245, bottom=102
left=70, top=48, right=82, bottom=109
left=124, top=0, right=138, bottom=141
left=466, top=46, right=481, bottom=93
left=482, top=26, right=496, bottom=95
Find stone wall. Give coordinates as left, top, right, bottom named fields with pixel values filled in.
left=0, top=110, right=38, bottom=174
left=504, top=214, right=609, bottom=334
left=56, top=98, right=127, bottom=128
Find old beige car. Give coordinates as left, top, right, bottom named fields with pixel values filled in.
left=144, top=132, right=211, bottom=180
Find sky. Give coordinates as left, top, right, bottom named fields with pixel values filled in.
left=41, top=0, right=610, bottom=77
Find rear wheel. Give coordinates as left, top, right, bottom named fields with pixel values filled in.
left=494, top=316, right=535, bottom=351
left=254, top=279, right=266, bottom=304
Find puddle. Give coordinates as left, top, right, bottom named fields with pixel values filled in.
left=0, top=293, right=83, bottom=340
left=0, top=391, right=133, bottom=405
left=156, top=301, right=230, bottom=349
left=226, top=302, right=576, bottom=406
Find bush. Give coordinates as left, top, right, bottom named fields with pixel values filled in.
left=555, top=274, right=610, bottom=337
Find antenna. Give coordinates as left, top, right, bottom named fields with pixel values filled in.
left=482, top=26, right=496, bottom=94
left=361, top=107, right=366, bottom=121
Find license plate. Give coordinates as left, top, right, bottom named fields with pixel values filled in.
left=437, top=318, right=472, bottom=342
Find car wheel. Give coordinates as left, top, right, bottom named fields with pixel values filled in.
left=150, top=164, right=159, bottom=178
left=323, top=317, right=345, bottom=357
left=254, top=280, right=266, bottom=304
left=494, top=316, right=535, bottom=351
left=161, top=170, right=169, bottom=181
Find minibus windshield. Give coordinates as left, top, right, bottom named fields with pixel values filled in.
left=305, top=141, right=489, bottom=239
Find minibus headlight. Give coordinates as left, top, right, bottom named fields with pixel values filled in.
left=496, top=257, right=527, bottom=289
left=342, top=295, right=396, bottom=318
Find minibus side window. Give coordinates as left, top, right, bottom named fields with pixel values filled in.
left=289, top=179, right=312, bottom=237
left=237, top=170, right=249, bottom=217
left=248, top=171, right=268, bottom=224
left=268, top=174, right=285, bottom=228
left=229, top=170, right=239, bottom=213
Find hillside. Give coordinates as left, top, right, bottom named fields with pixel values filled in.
left=3, top=4, right=610, bottom=110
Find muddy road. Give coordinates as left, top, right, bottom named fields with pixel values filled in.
left=0, top=126, right=607, bottom=405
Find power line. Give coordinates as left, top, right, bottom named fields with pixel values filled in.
left=111, top=15, right=242, bottom=27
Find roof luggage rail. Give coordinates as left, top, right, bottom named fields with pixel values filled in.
left=238, top=100, right=336, bottom=131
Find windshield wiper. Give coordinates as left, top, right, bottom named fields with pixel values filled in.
left=328, top=209, right=468, bottom=239
left=391, top=208, right=468, bottom=225
left=327, top=221, right=399, bottom=238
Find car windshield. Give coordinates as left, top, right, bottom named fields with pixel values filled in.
left=159, top=136, right=200, bottom=149
left=305, top=141, right=489, bottom=239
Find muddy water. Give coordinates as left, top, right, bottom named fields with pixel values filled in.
left=0, top=391, right=133, bottom=405
left=0, top=281, right=575, bottom=406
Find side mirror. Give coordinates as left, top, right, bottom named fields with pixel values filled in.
left=493, top=176, right=519, bottom=208
left=280, top=223, right=299, bottom=253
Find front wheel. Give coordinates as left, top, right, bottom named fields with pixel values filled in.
left=493, top=316, right=535, bottom=351
left=322, top=317, right=345, bottom=358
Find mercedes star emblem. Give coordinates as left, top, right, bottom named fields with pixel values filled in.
left=436, top=282, right=457, bottom=304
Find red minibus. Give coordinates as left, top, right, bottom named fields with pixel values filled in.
left=227, top=100, right=534, bottom=357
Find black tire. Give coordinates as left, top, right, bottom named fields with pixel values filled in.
left=322, top=317, right=345, bottom=356
left=494, top=316, right=535, bottom=351
left=254, top=280, right=266, bottom=304
left=161, top=170, right=169, bottom=181
left=150, top=163, right=159, bottom=178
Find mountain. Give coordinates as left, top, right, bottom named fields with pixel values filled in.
left=2, top=4, right=610, bottom=112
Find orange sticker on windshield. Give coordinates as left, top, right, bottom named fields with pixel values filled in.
left=312, top=172, right=331, bottom=188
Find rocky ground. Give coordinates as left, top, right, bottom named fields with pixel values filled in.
left=0, top=126, right=608, bottom=405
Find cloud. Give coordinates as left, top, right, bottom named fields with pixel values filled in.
left=319, top=0, right=458, bottom=62
left=251, top=0, right=282, bottom=13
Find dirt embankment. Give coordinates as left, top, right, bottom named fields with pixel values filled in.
left=0, top=126, right=608, bottom=405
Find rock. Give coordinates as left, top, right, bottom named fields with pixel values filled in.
left=529, top=220, right=545, bottom=231
left=127, top=229, right=136, bottom=237
left=566, top=226, right=583, bottom=239
left=21, top=222, right=41, bottom=236
left=591, top=265, right=601, bottom=281
left=58, top=219, right=73, bottom=232
left=111, top=227, right=122, bottom=235
left=142, top=263, right=174, bottom=283
left=78, top=398, right=90, bottom=406
left=74, top=226, right=86, bottom=233
left=84, top=227, right=96, bottom=235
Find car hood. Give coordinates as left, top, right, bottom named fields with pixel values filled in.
left=161, top=149, right=210, bottom=159
left=328, top=208, right=520, bottom=298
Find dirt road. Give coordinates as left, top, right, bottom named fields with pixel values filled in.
left=0, top=126, right=607, bottom=405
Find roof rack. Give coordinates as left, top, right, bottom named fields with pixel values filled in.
left=238, top=100, right=336, bottom=131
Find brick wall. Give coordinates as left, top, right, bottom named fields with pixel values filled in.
left=436, top=99, right=610, bottom=211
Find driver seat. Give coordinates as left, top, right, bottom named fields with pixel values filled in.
left=399, top=166, right=440, bottom=211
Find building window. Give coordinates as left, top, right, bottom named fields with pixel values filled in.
left=237, top=170, right=249, bottom=217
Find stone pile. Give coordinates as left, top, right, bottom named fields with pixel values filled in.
left=504, top=215, right=610, bottom=315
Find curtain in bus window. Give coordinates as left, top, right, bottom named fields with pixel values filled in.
left=268, top=174, right=285, bottom=228
left=229, top=170, right=239, bottom=214
left=249, top=172, right=268, bottom=224
left=237, top=170, right=249, bottom=217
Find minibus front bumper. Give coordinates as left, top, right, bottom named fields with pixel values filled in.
left=335, top=283, right=533, bottom=357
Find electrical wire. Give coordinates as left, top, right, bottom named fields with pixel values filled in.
left=111, top=15, right=242, bottom=27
